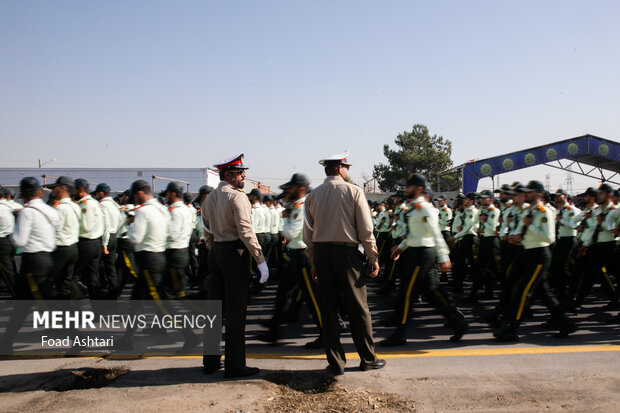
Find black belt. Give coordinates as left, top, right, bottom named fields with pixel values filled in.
left=317, top=242, right=358, bottom=248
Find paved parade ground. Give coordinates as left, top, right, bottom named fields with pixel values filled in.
left=1, top=280, right=619, bottom=412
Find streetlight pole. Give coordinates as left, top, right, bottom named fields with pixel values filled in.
left=38, top=158, right=56, bottom=168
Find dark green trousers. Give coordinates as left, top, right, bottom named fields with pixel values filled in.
left=203, top=241, right=251, bottom=372
left=314, top=243, right=377, bottom=371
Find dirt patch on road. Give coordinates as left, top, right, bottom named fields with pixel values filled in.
left=48, top=367, right=129, bottom=392
left=261, top=371, right=416, bottom=413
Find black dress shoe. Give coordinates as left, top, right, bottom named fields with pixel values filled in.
left=494, top=328, right=518, bottom=342
left=203, top=360, right=223, bottom=374
left=554, top=323, right=577, bottom=338
left=449, top=321, right=468, bottom=342
left=325, top=365, right=344, bottom=376
left=256, top=331, right=278, bottom=344
left=304, top=336, right=324, bottom=349
left=380, top=334, right=406, bottom=347
left=224, top=366, right=260, bottom=379
left=359, top=358, right=386, bottom=371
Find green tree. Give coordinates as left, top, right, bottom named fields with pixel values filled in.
left=373, top=124, right=458, bottom=192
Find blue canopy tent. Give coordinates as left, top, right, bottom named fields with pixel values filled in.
left=439, top=135, right=620, bottom=194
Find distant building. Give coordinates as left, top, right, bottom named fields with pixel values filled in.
left=0, top=167, right=270, bottom=194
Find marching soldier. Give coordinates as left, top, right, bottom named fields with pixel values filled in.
left=375, top=202, right=391, bottom=270
left=573, top=183, right=618, bottom=310
left=2, top=178, right=58, bottom=353
left=116, top=191, right=139, bottom=292
left=258, top=174, right=323, bottom=348
left=468, top=189, right=500, bottom=302
left=551, top=188, right=580, bottom=306
left=164, top=182, right=194, bottom=298
left=495, top=180, right=576, bottom=341
left=3, top=188, right=23, bottom=214
left=95, top=183, right=123, bottom=298
left=195, top=185, right=214, bottom=291
left=10, top=177, right=59, bottom=299
left=449, top=192, right=479, bottom=294
left=184, top=191, right=199, bottom=287
left=303, top=150, right=385, bottom=375
left=0, top=189, right=16, bottom=296
left=381, top=173, right=468, bottom=346
left=436, top=195, right=453, bottom=243
left=47, top=176, right=80, bottom=299
left=127, top=179, right=170, bottom=301
left=73, top=179, right=105, bottom=299
left=202, top=154, right=268, bottom=378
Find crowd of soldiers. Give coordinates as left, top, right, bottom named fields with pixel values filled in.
left=1, top=155, right=619, bottom=375
left=0, top=177, right=215, bottom=303
left=370, top=180, right=620, bottom=343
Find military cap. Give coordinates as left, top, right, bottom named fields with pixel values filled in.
left=494, top=184, right=511, bottom=193
left=199, top=185, right=214, bottom=195
left=1, top=188, right=15, bottom=197
left=465, top=192, right=478, bottom=200
left=405, top=173, right=427, bottom=187
left=130, top=180, right=151, bottom=195
left=74, top=178, right=89, bottom=190
left=577, top=187, right=596, bottom=197
left=596, top=183, right=613, bottom=193
left=214, top=153, right=249, bottom=172
left=45, top=176, right=75, bottom=189
left=319, top=150, right=352, bottom=166
left=20, top=177, right=41, bottom=192
left=280, top=173, right=310, bottom=189
left=521, top=180, right=545, bottom=193
left=478, top=189, right=494, bottom=198
left=95, top=183, right=111, bottom=193
left=248, top=188, right=263, bottom=200
left=553, top=188, right=568, bottom=196
left=164, top=181, right=184, bottom=195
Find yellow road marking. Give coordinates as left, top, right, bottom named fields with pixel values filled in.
left=2, top=346, right=619, bottom=361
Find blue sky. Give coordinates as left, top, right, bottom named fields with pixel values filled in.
left=1, top=1, right=619, bottom=192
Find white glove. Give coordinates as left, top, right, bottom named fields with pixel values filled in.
left=258, top=261, right=269, bottom=284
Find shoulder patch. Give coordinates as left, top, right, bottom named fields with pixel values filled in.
left=541, top=217, right=548, bottom=223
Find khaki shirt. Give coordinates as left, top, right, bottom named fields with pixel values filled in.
left=303, top=175, right=378, bottom=268
left=202, top=181, right=265, bottom=264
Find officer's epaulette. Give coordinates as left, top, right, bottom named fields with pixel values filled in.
left=442, top=206, right=448, bottom=211
left=611, top=205, right=617, bottom=210
left=169, top=206, right=177, bottom=212
left=537, top=204, right=546, bottom=212
left=294, top=201, right=303, bottom=209
left=80, top=200, right=88, bottom=205
left=413, top=202, right=422, bottom=210
left=388, top=210, right=393, bottom=214
left=236, top=188, right=244, bottom=192
left=523, top=205, right=531, bottom=209
left=593, top=205, right=599, bottom=210
left=489, top=205, right=495, bottom=211
left=566, top=205, right=572, bottom=210
left=134, top=204, right=145, bottom=211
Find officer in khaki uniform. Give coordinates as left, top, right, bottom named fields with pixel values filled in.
left=202, top=154, right=268, bottom=378
left=495, top=180, right=576, bottom=342
left=381, top=174, right=467, bottom=347
left=303, top=150, right=385, bottom=375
